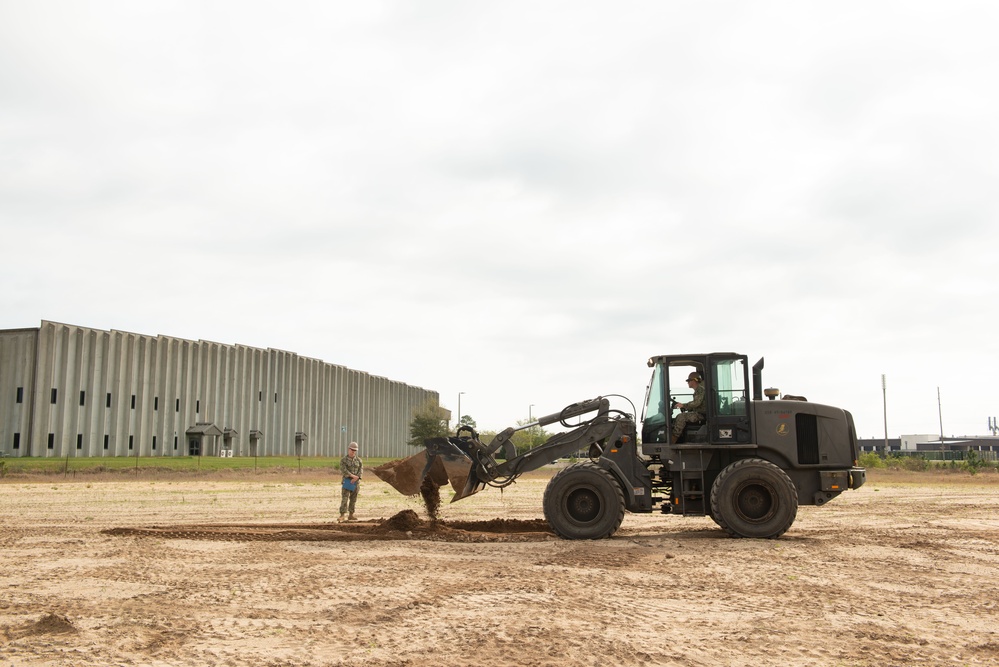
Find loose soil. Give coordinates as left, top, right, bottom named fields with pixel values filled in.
left=419, top=477, right=443, bottom=521
left=2, top=467, right=999, bottom=666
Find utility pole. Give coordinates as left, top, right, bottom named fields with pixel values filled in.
left=937, top=387, right=944, bottom=444
left=882, top=374, right=888, bottom=455
left=457, top=391, right=465, bottom=431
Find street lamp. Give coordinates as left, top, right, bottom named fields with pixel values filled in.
left=882, top=374, right=888, bottom=455
left=457, top=391, right=465, bottom=430
left=529, top=404, right=535, bottom=422
left=937, top=387, right=944, bottom=444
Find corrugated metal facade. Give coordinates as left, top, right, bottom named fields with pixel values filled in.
left=0, top=321, right=438, bottom=459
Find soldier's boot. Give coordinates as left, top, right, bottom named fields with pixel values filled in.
left=348, top=514, right=358, bottom=522
left=338, top=513, right=347, bottom=523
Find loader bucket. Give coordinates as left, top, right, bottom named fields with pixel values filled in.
left=371, top=451, right=442, bottom=497
left=371, top=437, right=481, bottom=502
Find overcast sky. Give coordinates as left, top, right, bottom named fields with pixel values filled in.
left=2, top=1, right=996, bottom=441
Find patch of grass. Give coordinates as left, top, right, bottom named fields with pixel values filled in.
left=860, top=451, right=998, bottom=475
left=0, top=455, right=394, bottom=477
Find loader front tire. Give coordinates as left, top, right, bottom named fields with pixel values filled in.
left=710, top=458, right=798, bottom=539
left=543, top=462, right=625, bottom=540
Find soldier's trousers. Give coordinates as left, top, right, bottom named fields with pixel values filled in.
left=339, top=486, right=359, bottom=515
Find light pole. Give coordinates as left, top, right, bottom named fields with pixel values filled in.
left=882, top=374, right=888, bottom=455
left=457, top=391, right=465, bottom=430
left=529, top=404, right=535, bottom=422
left=937, top=387, right=944, bottom=444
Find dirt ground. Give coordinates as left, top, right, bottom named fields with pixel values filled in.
left=2, top=466, right=999, bottom=667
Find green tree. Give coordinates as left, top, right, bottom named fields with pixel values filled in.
left=457, top=415, right=477, bottom=431
left=408, top=400, right=450, bottom=448
left=510, top=419, right=549, bottom=455
left=964, top=450, right=984, bottom=475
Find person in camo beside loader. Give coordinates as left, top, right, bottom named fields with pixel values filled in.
left=338, top=442, right=363, bottom=522
left=671, top=372, right=706, bottom=444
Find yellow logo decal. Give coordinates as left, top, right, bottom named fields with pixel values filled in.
left=776, top=423, right=789, bottom=436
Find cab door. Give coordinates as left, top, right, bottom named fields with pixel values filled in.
left=707, top=355, right=752, bottom=444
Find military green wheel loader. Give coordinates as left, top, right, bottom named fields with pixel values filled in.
left=373, top=353, right=866, bottom=539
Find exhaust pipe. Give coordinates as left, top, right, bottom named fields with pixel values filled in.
left=752, top=357, right=765, bottom=401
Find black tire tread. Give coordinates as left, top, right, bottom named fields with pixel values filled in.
left=710, top=457, right=798, bottom=539
left=542, top=462, right=625, bottom=540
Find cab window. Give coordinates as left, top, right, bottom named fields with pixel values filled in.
left=713, top=358, right=748, bottom=415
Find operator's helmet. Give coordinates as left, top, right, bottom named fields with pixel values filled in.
left=686, top=372, right=702, bottom=383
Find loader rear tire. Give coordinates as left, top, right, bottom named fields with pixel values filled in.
left=710, top=458, right=798, bottom=539
left=543, top=462, right=625, bottom=540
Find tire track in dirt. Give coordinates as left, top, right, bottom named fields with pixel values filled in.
left=102, top=510, right=555, bottom=543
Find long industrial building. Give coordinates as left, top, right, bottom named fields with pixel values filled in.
left=0, top=321, right=439, bottom=459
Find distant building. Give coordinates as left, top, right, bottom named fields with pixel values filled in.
left=858, top=434, right=999, bottom=455
left=0, top=321, right=439, bottom=459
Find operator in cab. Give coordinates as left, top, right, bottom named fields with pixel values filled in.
left=671, top=372, right=705, bottom=444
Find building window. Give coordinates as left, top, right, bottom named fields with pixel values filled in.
left=47, top=433, right=55, bottom=449
left=104, top=435, right=109, bottom=450
left=274, top=393, right=278, bottom=403
left=174, top=436, right=178, bottom=450
left=154, top=397, right=159, bottom=411
left=259, top=391, right=263, bottom=401
left=77, top=434, right=83, bottom=450
left=16, top=387, right=23, bottom=403
left=129, top=435, right=134, bottom=450
left=176, top=398, right=180, bottom=412
left=196, top=400, right=200, bottom=413
left=12, top=433, right=20, bottom=450
left=80, top=390, right=86, bottom=406
left=131, top=395, right=136, bottom=409
left=152, top=436, right=157, bottom=451
left=106, top=393, right=112, bottom=408
left=51, top=388, right=57, bottom=404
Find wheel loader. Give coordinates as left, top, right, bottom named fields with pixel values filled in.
left=372, top=353, right=866, bottom=539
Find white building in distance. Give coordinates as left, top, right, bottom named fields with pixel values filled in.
left=0, top=321, right=439, bottom=459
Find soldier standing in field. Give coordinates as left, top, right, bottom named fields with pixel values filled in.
left=338, top=442, right=363, bottom=522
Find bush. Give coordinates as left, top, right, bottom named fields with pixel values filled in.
left=859, top=452, right=884, bottom=469
left=862, top=450, right=998, bottom=475
left=859, top=452, right=930, bottom=472
left=961, top=451, right=998, bottom=475
left=896, top=456, right=930, bottom=472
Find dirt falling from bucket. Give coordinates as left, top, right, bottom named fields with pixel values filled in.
left=419, top=475, right=442, bottom=521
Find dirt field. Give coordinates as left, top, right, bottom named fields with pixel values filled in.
left=2, top=466, right=999, bottom=666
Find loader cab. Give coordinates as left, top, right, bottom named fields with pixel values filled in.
left=641, top=353, right=752, bottom=445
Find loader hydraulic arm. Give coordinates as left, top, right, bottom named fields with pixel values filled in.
left=372, top=397, right=635, bottom=503
left=485, top=397, right=615, bottom=462
left=492, top=398, right=628, bottom=478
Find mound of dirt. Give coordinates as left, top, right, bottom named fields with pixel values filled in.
left=383, top=509, right=423, bottom=531
left=102, top=511, right=555, bottom=543
left=15, top=613, right=78, bottom=637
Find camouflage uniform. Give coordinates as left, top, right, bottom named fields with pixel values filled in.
left=672, top=384, right=706, bottom=440
left=339, top=453, right=363, bottom=517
